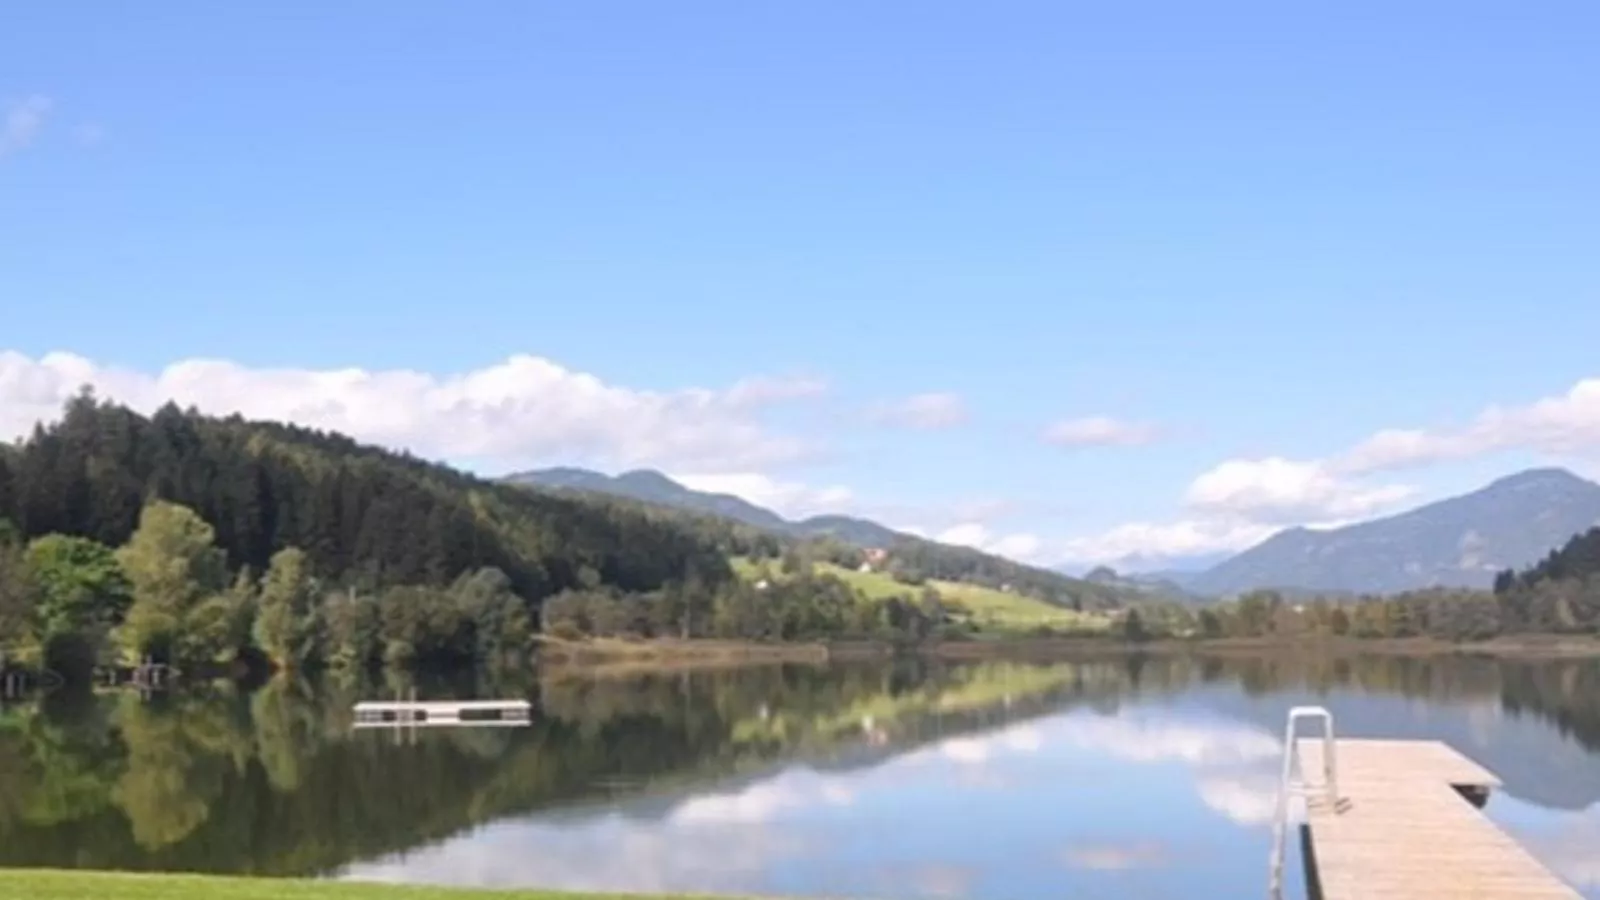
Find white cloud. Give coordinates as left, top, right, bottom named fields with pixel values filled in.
left=1043, top=416, right=1160, bottom=448
left=1048, top=376, right=1600, bottom=568
left=1060, top=841, right=1169, bottom=871
left=932, top=523, right=1045, bottom=563
left=1047, top=712, right=1287, bottom=829
left=665, top=477, right=1048, bottom=560
left=1055, top=519, right=1275, bottom=567
left=1337, top=428, right=1477, bottom=474
left=0, top=347, right=1071, bottom=570
left=1049, top=457, right=1413, bottom=567
left=1195, top=772, right=1282, bottom=826
left=1184, top=457, right=1417, bottom=525
left=670, top=472, right=855, bottom=520
left=938, top=736, right=992, bottom=765
left=1, top=95, right=51, bottom=157
left=1001, top=723, right=1045, bottom=752
left=722, top=374, right=829, bottom=408
left=1058, top=715, right=1282, bottom=767
left=671, top=468, right=1058, bottom=568
left=876, top=498, right=1023, bottom=534
left=912, top=720, right=1049, bottom=767
left=1338, top=378, right=1600, bottom=473
left=0, top=350, right=821, bottom=475
left=868, top=392, right=969, bottom=430
left=671, top=777, right=854, bottom=824
left=341, top=804, right=806, bottom=896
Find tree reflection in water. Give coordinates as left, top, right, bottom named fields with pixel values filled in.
left=0, top=653, right=1595, bottom=877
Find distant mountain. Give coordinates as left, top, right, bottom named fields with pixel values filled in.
left=505, top=466, right=1131, bottom=608
left=506, top=468, right=904, bottom=548
left=518, top=467, right=790, bottom=531
left=1068, top=552, right=1233, bottom=579
left=1080, top=566, right=1196, bottom=602
left=787, top=513, right=902, bottom=548
left=1188, top=468, right=1600, bottom=596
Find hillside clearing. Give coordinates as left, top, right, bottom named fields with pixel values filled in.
left=731, top=557, right=1110, bottom=634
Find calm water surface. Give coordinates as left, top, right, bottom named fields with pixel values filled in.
left=1, top=654, right=1597, bottom=899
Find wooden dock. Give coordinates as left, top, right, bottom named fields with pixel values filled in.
left=351, top=698, right=532, bottom=728
left=1295, top=738, right=1578, bottom=899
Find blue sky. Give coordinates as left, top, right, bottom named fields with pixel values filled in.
left=5, top=2, right=1600, bottom=570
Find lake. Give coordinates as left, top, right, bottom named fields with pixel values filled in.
left=1, top=653, right=1596, bottom=899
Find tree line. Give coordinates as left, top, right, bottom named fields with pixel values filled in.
left=515, top=487, right=1130, bottom=614
left=541, top=566, right=949, bottom=644
left=0, top=498, right=533, bottom=678
left=1119, top=533, right=1600, bottom=643
left=1083, top=517, right=1600, bottom=644
left=0, top=391, right=731, bottom=607
left=10, top=391, right=1599, bottom=658
left=0, top=395, right=973, bottom=679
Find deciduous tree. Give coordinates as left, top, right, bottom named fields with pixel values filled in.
left=115, top=501, right=227, bottom=663
left=254, top=548, right=322, bottom=670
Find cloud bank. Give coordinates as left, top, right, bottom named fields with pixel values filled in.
left=1055, top=377, right=1600, bottom=567
left=0, top=350, right=822, bottom=475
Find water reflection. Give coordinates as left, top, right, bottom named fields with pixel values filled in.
left=0, top=654, right=1597, bottom=898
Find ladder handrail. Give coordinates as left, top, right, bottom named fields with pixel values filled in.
left=1268, top=705, right=1338, bottom=900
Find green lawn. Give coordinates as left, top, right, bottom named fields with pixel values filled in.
left=0, top=870, right=709, bottom=900
left=731, top=557, right=1110, bottom=634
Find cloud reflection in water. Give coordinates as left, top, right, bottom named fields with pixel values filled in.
left=338, top=706, right=1291, bottom=899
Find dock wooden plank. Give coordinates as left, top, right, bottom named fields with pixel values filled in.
left=352, top=699, right=530, bottom=713
left=1293, top=739, right=1576, bottom=899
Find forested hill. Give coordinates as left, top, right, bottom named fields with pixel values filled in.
left=0, top=393, right=730, bottom=600
left=507, top=466, right=1129, bottom=610
left=1497, top=526, right=1600, bottom=591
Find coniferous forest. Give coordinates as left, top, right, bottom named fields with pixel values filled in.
left=0, top=392, right=953, bottom=681
left=5, top=391, right=1600, bottom=687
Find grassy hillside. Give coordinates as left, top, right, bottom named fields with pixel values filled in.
left=731, top=557, right=1110, bottom=634
left=509, top=467, right=1134, bottom=611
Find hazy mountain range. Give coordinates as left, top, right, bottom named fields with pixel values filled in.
left=508, top=466, right=1600, bottom=599
left=1180, top=468, right=1600, bottom=596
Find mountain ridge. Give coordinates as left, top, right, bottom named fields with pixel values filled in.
left=503, top=466, right=1127, bottom=608
left=505, top=467, right=898, bottom=544
left=1186, top=467, right=1600, bottom=596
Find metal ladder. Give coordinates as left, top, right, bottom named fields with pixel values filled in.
left=1268, top=705, right=1339, bottom=900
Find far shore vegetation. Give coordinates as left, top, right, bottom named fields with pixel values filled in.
left=5, top=393, right=1600, bottom=694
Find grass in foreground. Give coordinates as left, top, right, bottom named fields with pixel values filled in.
left=0, top=869, right=709, bottom=900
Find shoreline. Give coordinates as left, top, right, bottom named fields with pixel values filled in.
left=535, top=633, right=1600, bottom=672
left=0, top=869, right=706, bottom=900
left=533, top=636, right=833, bottom=678
left=938, top=633, right=1600, bottom=660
